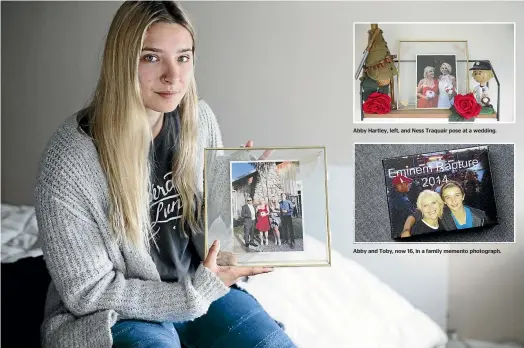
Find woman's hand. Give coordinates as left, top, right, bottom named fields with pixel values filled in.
left=244, top=140, right=273, bottom=159
left=216, top=250, right=237, bottom=266
left=203, top=240, right=273, bottom=287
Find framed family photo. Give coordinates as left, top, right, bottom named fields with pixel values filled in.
left=230, top=160, right=304, bottom=253
left=415, top=54, right=457, bottom=109
left=203, top=146, right=331, bottom=267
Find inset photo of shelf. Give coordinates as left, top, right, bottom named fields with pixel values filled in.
left=353, top=22, right=515, bottom=123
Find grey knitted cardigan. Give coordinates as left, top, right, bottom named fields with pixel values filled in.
left=35, top=100, right=234, bottom=348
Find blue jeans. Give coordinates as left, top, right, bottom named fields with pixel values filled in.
left=111, top=287, right=296, bottom=348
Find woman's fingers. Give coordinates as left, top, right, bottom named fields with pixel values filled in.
left=215, top=265, right=273, bottom=287
left=203, top=240, right=220, bottom=268
left=242, top=140, right=273, bottom=160
left=258, top=149, right=273, bottom=160
left=234, top=266, right=274, bottom=278
left=217, top=251, right=238, bottom=266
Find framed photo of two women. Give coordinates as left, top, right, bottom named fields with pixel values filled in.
left=416, top=54, right=457, bottom=109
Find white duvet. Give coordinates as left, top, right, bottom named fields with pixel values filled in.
left=238, top=235, right=448, bottom=348
left=1, top=203, right=447, bottom=348
left=1, top=204, right=42, bottom=263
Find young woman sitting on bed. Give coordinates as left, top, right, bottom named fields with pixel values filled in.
left=34, top=1, right=295, bottom=347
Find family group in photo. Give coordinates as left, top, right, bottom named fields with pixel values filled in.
left=388, top=174, right=489, bottom=238
left=417, top=62, right=457, bottom=109
left=241, top=193, right=298, bottom=250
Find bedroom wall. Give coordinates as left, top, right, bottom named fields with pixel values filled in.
left=2, top=1, right=523, bottom=338
left=1, top=1, right=122, bottom=206
left=448, top=247, right=524, bottom=342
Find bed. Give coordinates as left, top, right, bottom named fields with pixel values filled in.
left=2, top=204, right=49, bottom=347
left=1, top=203, right=448, bottom=347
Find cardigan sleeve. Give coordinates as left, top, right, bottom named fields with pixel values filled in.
left=198, top=99, right=224, bottom=149
left=34, top=140, right=229, bottom=323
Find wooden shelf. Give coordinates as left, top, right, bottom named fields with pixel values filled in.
left=364, top=108, right=497, bottom=119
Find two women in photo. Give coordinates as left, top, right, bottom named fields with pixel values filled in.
left=254, top=197, right=283, bottom=246
left=401, top=180, right=488, bottom=238
left=416, top=62, right=457, bottom=109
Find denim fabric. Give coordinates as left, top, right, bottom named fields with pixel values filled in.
left=112, top=321, right=181, bottom=348
left=112, top=287, right=296, bottom=348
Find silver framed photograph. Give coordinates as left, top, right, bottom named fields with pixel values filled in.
left=204, top=146, right=331, bottom=267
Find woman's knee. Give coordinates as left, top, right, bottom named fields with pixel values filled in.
left=112, top=320, right=181, bottom=348
left=177, top=287, right=296, bottom=347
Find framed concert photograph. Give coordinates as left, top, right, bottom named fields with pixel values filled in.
left=203, top=146, right=331, bottom=267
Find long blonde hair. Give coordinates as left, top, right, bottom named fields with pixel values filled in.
left=87, top=1, right=200, bottom=251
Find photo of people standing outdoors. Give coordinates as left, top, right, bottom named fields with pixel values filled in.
left=383, top=146, right=498, bottom=239
left=230, top=160, right=304, bottom=253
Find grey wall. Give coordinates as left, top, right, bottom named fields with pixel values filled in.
left=2, top=1, right=523, bottom=341
left=449, top=242, right=524, bottom=342
left=1, top=1, right=121, bottom=205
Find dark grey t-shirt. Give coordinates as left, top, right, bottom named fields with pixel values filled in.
left=78, top=108, right=200, bottom=282
left=149, top=110, right=201, bottom=282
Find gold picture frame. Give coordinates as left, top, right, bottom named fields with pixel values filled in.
left=203, top=146, right=331, bottom=268
left=396, top=40, right=470, bottom=112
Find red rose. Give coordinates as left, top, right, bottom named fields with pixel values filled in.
left=363, top=92, right=391, bottom=114
left=453, top=93, right=481, bottom=119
